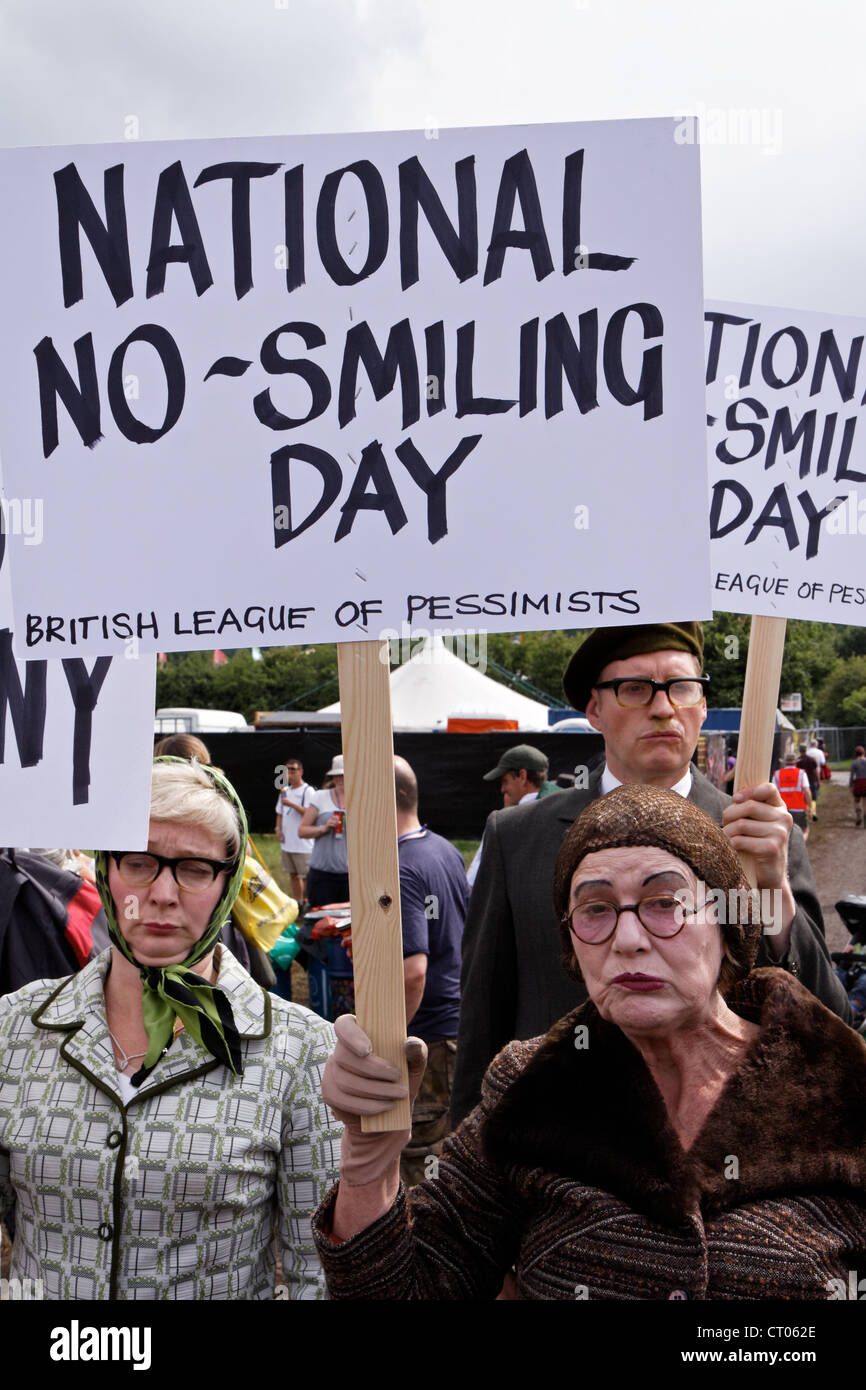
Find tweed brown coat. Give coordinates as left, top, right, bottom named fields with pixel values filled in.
left=451, top=765, right=849, bottom=1127
left=315, top=970, right=866, bottom=1299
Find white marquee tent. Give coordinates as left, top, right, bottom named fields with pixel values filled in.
left=319, top=634, right=583, bottom=731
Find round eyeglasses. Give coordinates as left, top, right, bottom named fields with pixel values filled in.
left=111, top=851, right=236, bottom=893
left=563, top=894, right=710, bottom=945
left=593, top=676, right=710, bottom=708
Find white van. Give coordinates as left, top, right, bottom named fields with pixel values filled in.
left=154, top=707, right=252, bottom=735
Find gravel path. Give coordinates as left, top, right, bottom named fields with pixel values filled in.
left=804, top=775, right=866, bottom=952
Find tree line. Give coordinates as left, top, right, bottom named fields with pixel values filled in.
left=154, top=617, right=866, bottom=726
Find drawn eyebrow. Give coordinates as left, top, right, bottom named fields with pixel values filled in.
left=642, top=869, right=689, bottom=887
left=574, top=869, right=688, bottom=888
left=572, top=878, right=612, bottom=894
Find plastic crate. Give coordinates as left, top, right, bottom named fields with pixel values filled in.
left=306, top=935, right=355, bottom=1022
left=270, top=964, right=293, bottom=1002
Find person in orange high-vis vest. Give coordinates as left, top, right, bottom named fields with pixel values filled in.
left=773, top=752, right=812, bottom=837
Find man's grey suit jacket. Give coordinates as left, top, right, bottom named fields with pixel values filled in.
left=451, top=764, right=849, bottom=1126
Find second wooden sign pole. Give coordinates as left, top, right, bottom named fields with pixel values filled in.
left=733, top=614, right=788, bottom=888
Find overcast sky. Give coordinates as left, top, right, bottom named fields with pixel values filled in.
left=0, top=0, right=863, bottom=315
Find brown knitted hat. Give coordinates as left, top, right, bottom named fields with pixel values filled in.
left=553, top=784, right=761, bottom=994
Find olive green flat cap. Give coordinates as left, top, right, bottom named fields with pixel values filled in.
left=483, top=744, right=550, bottom=780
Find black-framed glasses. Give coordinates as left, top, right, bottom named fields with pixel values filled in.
left=285, top=764, right=302, bottom=770
left=562, top=894, right=711, bottom=944
left=593, top=676, right=710, bottom=709
left=111, top=851, right=237, bottom=893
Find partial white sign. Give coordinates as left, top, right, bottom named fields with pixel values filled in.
left=707, top=300, right=866, bottom=624
left=0, top=119, right=709, bottom=655
left=0, top=461, right=155, bottom=847
left=780, top=693, right=803, bottom=712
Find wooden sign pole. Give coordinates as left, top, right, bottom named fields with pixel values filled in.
left=732, top=614, right=788, bottom=888
left=337, top=639, right=410, bottom=1132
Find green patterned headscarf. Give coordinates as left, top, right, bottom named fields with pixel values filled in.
left=94, top=758, right=248, bottom=1082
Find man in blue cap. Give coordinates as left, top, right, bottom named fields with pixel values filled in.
left=451, top=621, right=849, bottom=1125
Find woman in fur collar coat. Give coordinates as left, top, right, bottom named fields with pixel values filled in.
left=313, top=785, right=866, bottom=1300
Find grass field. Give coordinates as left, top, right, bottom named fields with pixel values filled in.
left=452, top=839, right=481, bottom=869
left=252, top=833, right=481, bottom=878
left=246, top=832, right=285, bottom=882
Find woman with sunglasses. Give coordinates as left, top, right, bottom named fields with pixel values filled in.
left=313, top=785, right=866, bottom=1300
left=0, top=758, right=341, bottom=1300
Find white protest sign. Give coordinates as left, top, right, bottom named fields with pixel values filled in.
left=0, top=461, right=155, bottom=846
left=0, top=119, right=709, bottom=657
left=707, top=300, right=866, bottom=624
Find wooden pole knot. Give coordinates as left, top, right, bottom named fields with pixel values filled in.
left=378, top=894, right=393, bottom=909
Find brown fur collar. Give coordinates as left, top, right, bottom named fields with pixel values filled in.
left=482, top=969, right=866, bottom=1226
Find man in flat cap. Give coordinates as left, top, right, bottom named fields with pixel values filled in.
left=466, top=745, right=559, bottom=887
left=451, top=621, right=849, bottom=1125
left=482, top=744, right=559, bottom=807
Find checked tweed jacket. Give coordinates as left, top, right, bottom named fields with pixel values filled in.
left=0, top=947, right=341, bottom=1300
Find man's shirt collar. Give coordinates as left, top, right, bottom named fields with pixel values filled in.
left=600, top=766, right=693, bottom=798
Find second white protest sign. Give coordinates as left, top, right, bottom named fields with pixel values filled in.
left=707, top=299, right=866, bottom=623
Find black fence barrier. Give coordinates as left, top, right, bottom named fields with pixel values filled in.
left=190, top=730, right=606, bottom=841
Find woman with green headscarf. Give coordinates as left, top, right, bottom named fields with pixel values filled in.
left=0, top=759, right=342, bottom=1300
